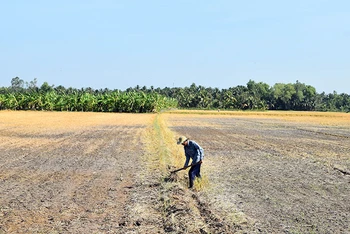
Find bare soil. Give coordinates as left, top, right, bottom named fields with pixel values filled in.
left=165, top=113, right=350, bottom=234
left=1, top=111, right=349, bottom=234
left=0, top=111, right=161, bottom=233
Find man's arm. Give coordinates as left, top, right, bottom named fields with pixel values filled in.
left=184, top=155, right=190, bottom=167
left=199, top=146, right=204, bottom=161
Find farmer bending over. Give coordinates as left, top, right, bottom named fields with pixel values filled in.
left=177, top=136, right=204, bottom=188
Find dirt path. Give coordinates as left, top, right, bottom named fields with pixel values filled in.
left=165, top=114, right=350, bottom=233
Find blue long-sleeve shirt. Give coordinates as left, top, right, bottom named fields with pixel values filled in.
left=183, top=140, right=204, bottom=167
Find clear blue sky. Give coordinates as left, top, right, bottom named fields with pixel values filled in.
left=1, top=0, right=349, bottom=93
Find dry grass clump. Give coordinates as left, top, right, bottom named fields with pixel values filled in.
left=144, top=113, right=212, bottom=189
left=142, top=114, right=227, bottom=232
left=143, top=114, right=184, bottom=175
left=193, top=175, right=210, bottom=191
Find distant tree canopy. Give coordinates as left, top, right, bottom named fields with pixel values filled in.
left=0, top=77, right=349, bottom=112
left=0, top=77, right=177, bottom=112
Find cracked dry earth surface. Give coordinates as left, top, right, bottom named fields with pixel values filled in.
left=1, top=111, right=350, bottom=234
left=164, top=113, right=350, bottom=234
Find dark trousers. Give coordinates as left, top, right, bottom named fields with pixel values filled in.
left=188, top=163, right=201, bottom=188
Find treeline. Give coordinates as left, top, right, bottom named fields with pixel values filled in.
left=0, top=77, right=177, bottom=112
left=130, top=80, right=350, bottom=112
left=0, top=77, right=349, bottom=112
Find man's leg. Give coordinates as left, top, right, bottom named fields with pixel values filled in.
left=196, top=164, right=201, bottom=178
left=189, top=164, right=200, bottom=188
left=188, top=166, right=196, bottom=188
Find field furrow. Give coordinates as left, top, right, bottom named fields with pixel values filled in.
left=1, top=111, right=349, bottom=233
left=165, top=113, right=350, bottom=233
left=0, top=112, right=156, bottom=233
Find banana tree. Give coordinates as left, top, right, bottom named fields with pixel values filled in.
left=0, top=94, right=4, bottom=110
left=4, top=93, right=19, bottom=110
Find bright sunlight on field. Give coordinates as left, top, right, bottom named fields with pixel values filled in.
left=1, top=110, right=349, bottom=233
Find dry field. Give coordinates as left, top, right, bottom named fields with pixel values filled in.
left=0, top=110, right=349, bottom=233
left=0, top=111, right=161, bottom=233
left=164, top=111, right=350, bottom=233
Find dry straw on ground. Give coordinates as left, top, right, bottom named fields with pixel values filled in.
left=1, top=110, right=349, bottom=233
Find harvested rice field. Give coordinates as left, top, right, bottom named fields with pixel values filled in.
left=0, top=110, right=349, bottom=233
